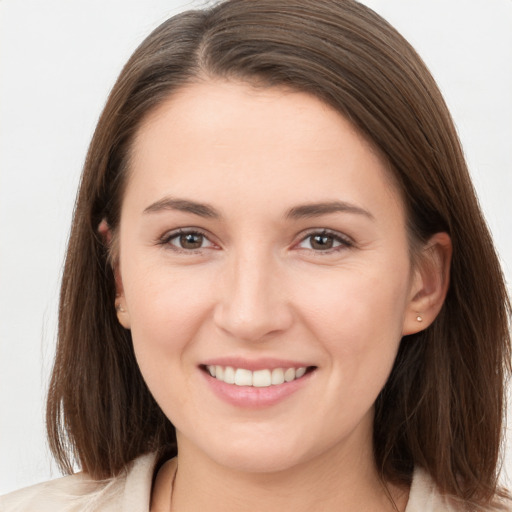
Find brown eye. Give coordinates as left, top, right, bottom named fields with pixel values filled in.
left=310, top=234, right=334, bottom=250
left=179, top=232, right=204, bottom=249
left=297, top=230, right=351, bottom=252
left=163, top=230, right=214, bottom=251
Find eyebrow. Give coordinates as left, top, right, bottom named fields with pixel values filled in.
left=143, top=197, right=373, bottom=221
left=285, top=201, right=374, bottom=220
left=143, top=197, right=221, bottom=218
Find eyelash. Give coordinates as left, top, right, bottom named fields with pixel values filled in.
left=296, top=229, right=354, bottom=254
left=157, top=228, right=215, bottom=253
left=157, top=228, right=354, bottom=254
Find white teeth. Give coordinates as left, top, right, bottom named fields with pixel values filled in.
left=224, top=366, right=235, bottom=384
left=271, top=368, right=285, bottom=385
left=235, top=368, right=252, bottom=386
left=295, top=367, right=306, bottom=378
left=206, top=365, right=308, bottom=387
left=253, top=369, right=272, bottom=387
left=284, top=368, right=296, bottom=382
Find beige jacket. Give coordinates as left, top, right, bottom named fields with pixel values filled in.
left=0, top=453, right=459, bottom=511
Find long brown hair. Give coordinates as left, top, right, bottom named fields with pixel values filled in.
left=47, top=0, right=511, bottom=507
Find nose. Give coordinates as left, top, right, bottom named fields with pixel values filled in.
left=213, top=249, right=293, bottom=343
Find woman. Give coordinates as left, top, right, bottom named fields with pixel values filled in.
left=1, top=0, right=510, bottom=510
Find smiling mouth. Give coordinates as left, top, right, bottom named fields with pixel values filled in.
left=202, top=365, right=316, bottom=387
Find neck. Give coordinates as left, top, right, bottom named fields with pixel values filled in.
left=169, top=431, right=408, bottom=512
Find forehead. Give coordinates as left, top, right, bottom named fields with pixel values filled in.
left=125, top=80, right=403, bottom=220
left=134, top=79, right=375, bottom=158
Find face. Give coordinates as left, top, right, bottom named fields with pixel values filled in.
left=115, top=80, right=422, bottom=474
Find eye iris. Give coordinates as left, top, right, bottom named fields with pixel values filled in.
left=311, top=234, right=333, bottom=250
left=179, top=233, right=203, bottom=249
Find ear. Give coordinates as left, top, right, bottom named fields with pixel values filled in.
left=402, top=232, right=452, bottom=335
left=98, top=218, right=131, bottom=330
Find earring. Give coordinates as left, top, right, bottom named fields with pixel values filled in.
left=416, top=314, right=423, bottom=322
left=116, top=303, right=125, bottom=313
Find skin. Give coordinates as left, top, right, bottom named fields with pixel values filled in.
left=111, top=80, right=451, bottom=512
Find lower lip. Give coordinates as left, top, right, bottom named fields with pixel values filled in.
left=201, top=369, right=314, bottom=408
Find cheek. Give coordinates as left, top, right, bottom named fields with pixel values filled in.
left=297, top=264, right=409, bottom=371
left=301, top=262, right=408, bottom=324
left=124, top=268, right=216, bottom=421
left=123, top=263, right=213, bottom=370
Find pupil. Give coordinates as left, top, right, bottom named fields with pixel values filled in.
left=180, top=233, right=202, bottom=249
left=312, top=234, right=333, bottom=250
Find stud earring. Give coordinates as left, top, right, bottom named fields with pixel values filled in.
left=116, top=304, right=125, bottom=313
left=416, top=314, right=423, bottom=322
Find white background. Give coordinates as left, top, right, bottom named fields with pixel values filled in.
left=1, top=0, right=511, bottom=494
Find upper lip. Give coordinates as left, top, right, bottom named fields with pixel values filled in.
left=200, top=357, right=315, bottom=371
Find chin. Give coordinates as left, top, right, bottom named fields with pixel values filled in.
left=202, top=434, right=321, bottom=475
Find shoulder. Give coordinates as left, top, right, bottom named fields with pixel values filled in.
left=406, top=466, right=457, bottom=512
left=0, top=452, right=158, bottom=512
left=407, top=467, right=511, bottom=512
